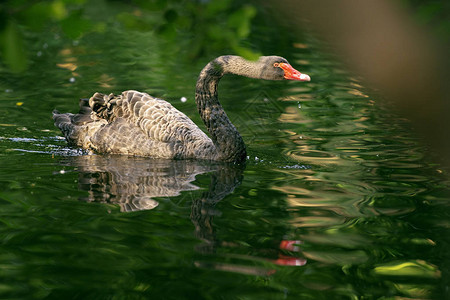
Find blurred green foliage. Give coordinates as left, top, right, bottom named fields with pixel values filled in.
left=0, top=0, right=261, bottom=73
left=1, top=0, right=448, bottom=73
left=402, top=0, right=450, bottom=40
left=0, top=0, right=92, bottom=72
left=1, top=20, right=27, bottom=73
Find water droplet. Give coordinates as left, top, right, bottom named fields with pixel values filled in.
left=180, top=97, right=187, bottom=103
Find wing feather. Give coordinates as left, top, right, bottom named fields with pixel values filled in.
left=90, top=90, right=209, bottom=144
left=54, top=90, right=217, bottom=159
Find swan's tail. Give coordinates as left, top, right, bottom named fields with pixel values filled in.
left=52, top=98, right=95, bottom=145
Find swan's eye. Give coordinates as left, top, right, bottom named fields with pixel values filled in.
left=273, top=63, right=280, bottom=68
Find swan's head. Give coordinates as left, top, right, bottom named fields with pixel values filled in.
left=258, top=56, right=311, bottom=82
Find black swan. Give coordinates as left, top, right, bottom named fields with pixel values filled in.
left=53, top=55, right=310, bottom=163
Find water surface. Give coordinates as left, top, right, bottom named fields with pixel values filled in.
left=0, top=9, right=449, bottom=300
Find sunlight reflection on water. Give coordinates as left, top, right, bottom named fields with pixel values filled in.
left=0, top=17, right=448, bottom=299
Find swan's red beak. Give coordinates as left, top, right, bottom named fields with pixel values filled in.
left=279, top=63, right=310, bottom=81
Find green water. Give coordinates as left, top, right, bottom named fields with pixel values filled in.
left=0, top=5, right=449, bottom=300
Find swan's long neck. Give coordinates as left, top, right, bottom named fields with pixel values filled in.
left=195, top=56, right=253, bottom=163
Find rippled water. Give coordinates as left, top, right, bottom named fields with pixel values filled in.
left=0, top=14, right=449, bottom=300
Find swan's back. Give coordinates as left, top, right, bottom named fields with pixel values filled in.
left=53, top=90, right=216, bottom=159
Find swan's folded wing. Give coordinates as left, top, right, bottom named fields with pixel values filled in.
left=90, top=90, right=210, bottom=144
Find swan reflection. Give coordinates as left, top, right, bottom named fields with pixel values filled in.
left=62, top=155, right=305, bottom=275
left=63, top=155, right=243, bottom=212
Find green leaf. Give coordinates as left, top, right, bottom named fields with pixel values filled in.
left=1, top=21, right=28, bottom=72
left=60, top=11, right=92, bottom=39
left=206, top=0, right=232, bottom=15
left=51, top=0, right=69, bottom=20
left=18, top=2, right=53, bottom=30
left=227, top=5, right=256, bottom=39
